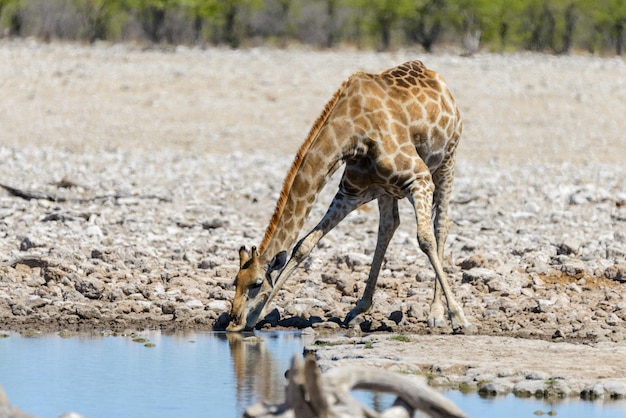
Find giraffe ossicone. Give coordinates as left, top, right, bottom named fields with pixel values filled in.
left=226, top=60, right=471, bottom=333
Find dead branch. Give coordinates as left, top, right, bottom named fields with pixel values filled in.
left=244, top=356, right=466, bottom=418
left=0, top=183, right=171, bottom=203
left=0, top=183, right=65, bottom=202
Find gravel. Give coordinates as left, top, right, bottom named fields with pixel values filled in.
left=0, top=39, right=625, bottom=400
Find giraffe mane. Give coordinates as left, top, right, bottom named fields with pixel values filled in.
left=258, top=80, right=348, bottom=255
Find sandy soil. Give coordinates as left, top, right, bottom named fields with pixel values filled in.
left=1, top=39, right=625, bottom=402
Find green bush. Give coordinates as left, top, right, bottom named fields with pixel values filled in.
left=0, top=0, right=623, bottom=55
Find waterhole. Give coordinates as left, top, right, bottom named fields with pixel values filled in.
left=1, top=330, right=625, bottom=417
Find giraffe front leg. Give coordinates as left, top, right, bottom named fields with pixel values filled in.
left=344, top=196, right=399, bottom=326
left=344, top=298, right=373, bottom=325
left=263, top=190, right=372, bottom=317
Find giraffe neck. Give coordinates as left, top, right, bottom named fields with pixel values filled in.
left=258, top=82, right=348, bottom=263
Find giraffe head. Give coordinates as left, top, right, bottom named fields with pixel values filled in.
left=226, top=246, right=286, bottom=331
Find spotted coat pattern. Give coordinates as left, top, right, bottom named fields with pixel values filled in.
left=227, top=61, right=470, bottom=333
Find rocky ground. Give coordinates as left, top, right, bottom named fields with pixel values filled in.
left=0, top=40, right=625, bottom=403
left=307, top=333, right=626, bottom=402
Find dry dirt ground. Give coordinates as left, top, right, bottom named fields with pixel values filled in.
left=0, top=40, right=625, bottom=402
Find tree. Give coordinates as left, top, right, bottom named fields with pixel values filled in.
left=403, top=0, right=447, bottom=52
left=581, top=0, right=626, bottom=55
left=325, top=0, right=338, bottom=47
left=0, top=0, right=24, bottom=36
left=477, top=0, right=525, bottom=52
left=72, top=0, right=123, bottom=42
left=124, top=0, right=180, bottom=43
left=353, top=0, right=412, bottom=50
left=183, top=0, right=256, bottom=47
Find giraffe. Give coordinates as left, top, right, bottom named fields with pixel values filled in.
left=226, top=60, right=470, bottom=333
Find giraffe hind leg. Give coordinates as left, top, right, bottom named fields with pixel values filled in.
left=409, top=173, right=470, bottom=333
left=344, top=195, right=399, bottom=325
left=428, top=155, right=456, bottom=328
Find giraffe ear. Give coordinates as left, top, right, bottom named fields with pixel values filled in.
left=268, top=251, right=287, bottom=274
left=238, top=246, right=250, bottom=269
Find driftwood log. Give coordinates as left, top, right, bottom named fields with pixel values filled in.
left=244, top=356, right=467, bottom=418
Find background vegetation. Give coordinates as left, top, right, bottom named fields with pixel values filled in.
left=0, top=0, right=624, bottom=54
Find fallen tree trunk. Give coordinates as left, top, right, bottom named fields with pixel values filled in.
left=244, top=355, right=466, bottom=418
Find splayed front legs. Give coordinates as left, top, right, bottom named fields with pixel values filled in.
left=260, top=190, right=373, bottom=319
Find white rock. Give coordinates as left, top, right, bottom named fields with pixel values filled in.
left=207, top=300, right=228, bottom=311
left=185, top=299, right=204, bottom=309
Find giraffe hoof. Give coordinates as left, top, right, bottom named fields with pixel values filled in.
left=343, top=311, right=358, bottom=326
left=451, top=322, right=475, bottom=335
left=427, top=317, right=446, bottom=328
left=449, top=310, right=473, bottom=334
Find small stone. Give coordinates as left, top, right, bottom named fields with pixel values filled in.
left=486, top=279, right=507, bottom=293
left=86, top=225, right=103, bottom=237
left=458, top=254, right=488, bottom=270
left=11, top=303, right=32, bottom=316
left=198, top=258, right=216, bottom=270
left=605, top=313, right=621, bottom=326
left=406, top=302, right=423, bottom=319
left=462, top=268, right=498, bottom=284
left=525, top=370, right=549, bottom=380
left=604, top=264, right=626, bottom=283
left=557, top=238, right=580, bottom=255
left=478, top=380, right=514, bottom=396
left=74, top=276, right=105, bottom=299
left=19, top=237, right=35, bottom=251
left=482, top=309, right=498, bottom=318
left=603, top=378, right=626, bottom=399
left=135, top=301, right=152, bottom=312
left=567, top=283, right=582, bottom=293
left=580, top=379, right=626, bottom=400
left=207, top=300, right=229, bottom=312
left=75, top=304, right=101, bottom=319
left=185, top=299, right=204, bottom=309
left=535, top=297, right=557, bottom=312
left=161, top=301, right=176, bottom=315
left=174, top=305, right=192, bottom=320
left=343, top=252, right=370, bottom=269
left=514, top=380, right=547, bottom=398
left=202, top=218, right=225, bottom=229
left=559, top=258, right=587, bottom=276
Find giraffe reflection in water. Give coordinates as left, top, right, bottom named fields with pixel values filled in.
left=224, top=332, right=288, bottom=410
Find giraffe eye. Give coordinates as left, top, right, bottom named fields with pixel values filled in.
left=248, top=281, right=262, bottom=298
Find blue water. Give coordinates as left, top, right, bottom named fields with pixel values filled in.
left=0, top=330, right=303, bottom=418
left=0, top=331, right=625, bottom=418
